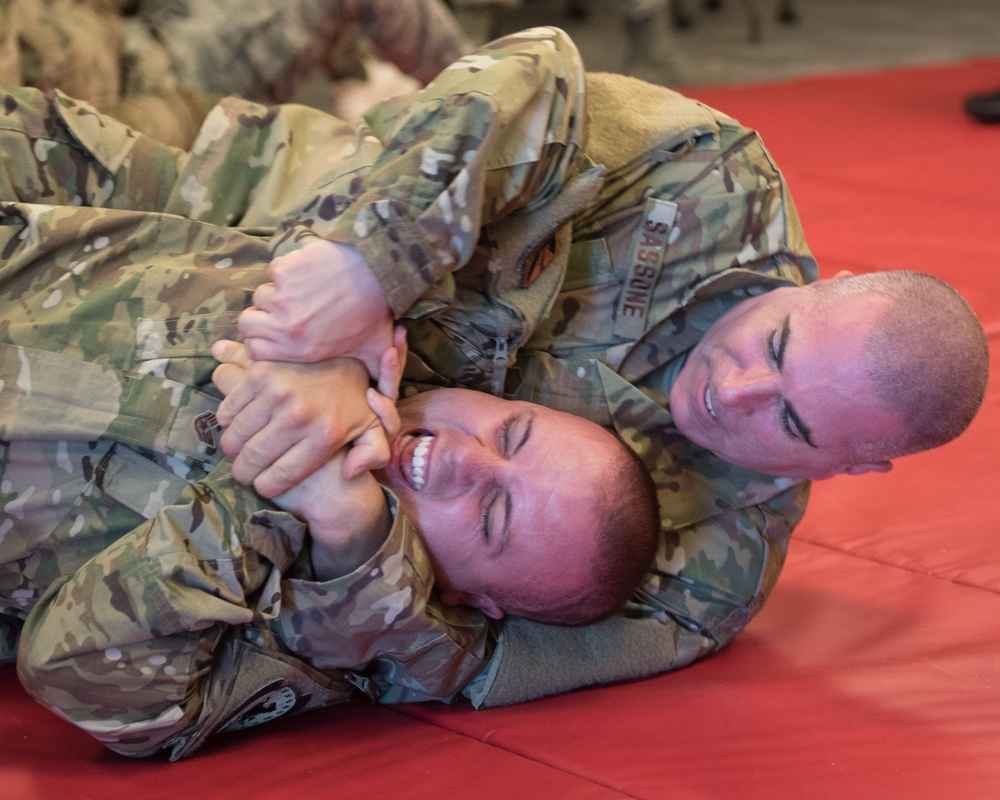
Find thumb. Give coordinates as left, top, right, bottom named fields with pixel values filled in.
left=342, top=426, right=391, bottom=480
left=366, top=388, right=400, bottom=441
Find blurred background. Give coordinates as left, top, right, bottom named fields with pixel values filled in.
left=443, top=0, right=1000, bottom=88
left=12, top=0, right=994, bottom=140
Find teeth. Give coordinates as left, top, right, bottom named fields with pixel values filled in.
left=410, top=435, right=433, bottom=489
left=705, top=387, right=716, bottom=419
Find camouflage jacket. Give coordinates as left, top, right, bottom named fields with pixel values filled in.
left=310, top=27, right=817, bottom=706
left=0, top=85, right=488, bottom=760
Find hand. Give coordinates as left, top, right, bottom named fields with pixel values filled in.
left=238, top=239, right=394, bottom=377
left=273, top=451, right=391, bottom=581
left=212, top=330, right=406, bottom=498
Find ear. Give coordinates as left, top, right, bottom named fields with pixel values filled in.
left=812, top=269, right=855, bottom=286
left=844, top=460, right=894, bottom=476
left=439, top=590, right=505, bottom=620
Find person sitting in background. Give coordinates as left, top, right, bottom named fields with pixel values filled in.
left=0, top=0, right=468, bottom=147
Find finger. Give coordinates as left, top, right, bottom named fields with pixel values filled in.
left=375, top=347, right=400, bottom=400
left=253, top=439, right=330, bottom=498
left=251, top=281, right=277, bottom=311
left=343, top=426, right=391, bottom=480
left=212, top=362, right=248, bottom=402
left=220, top=396, right=280, bottom=459
left=393, top=324, right=408, bottom=362
left=211, top=339, right=253, bottom=368
left=236, top=311, right=288, bottom=361
left=214, top=365, right=266, bottom=427
left=366, top=387, right=400, bottom=440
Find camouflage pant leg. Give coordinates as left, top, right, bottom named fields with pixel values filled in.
left=0, top=86, right=184, bottom=211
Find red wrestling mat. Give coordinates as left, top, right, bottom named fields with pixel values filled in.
left=5, top=59, right=999, bottom=799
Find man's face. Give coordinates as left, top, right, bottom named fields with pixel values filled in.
left=669, top=282, right=906, bottom=480
left=377, top=389, right=618, bottom=618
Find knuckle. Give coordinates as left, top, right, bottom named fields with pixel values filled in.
left=313, top=420, right=343, bottom=450
left=284, top=401, right=310, bottom=428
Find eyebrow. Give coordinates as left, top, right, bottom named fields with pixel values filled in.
left=776, top=315, right=817, bottom=449
left=509, top=410, right=534, bottom=456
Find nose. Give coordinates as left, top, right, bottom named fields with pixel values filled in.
left=441, top=435, right=505, bottom=493
left=715, top=366, right=781, bottom=416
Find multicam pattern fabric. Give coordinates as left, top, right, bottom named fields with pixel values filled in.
left=1, top=24, right=817, bottom=753
left=1, top=0, right=466, bottom=147
left=0, top=85, right=488, bottom=759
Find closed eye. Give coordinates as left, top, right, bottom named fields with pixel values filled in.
left=499, top=410, right=535, bottom=457
left=479, top=487, right=511, bottom=550
left=767, top=316, right=791, bottom=369
left=768, top=315, right=817, bottom=448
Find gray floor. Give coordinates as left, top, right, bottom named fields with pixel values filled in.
left=454, top=0, right=1000, bottom=87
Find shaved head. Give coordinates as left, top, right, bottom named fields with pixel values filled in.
left=813, top=270, right=989, bottom=462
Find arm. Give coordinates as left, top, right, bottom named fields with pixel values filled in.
left=224, top=27, right=590, bottom=490
left=467, top=483, right=810, bottom=707
left=16, top=456, right=488, bottom=758
left=239, top=26, right=589, bottom=362
left=272, top=449, right=391, bottom=581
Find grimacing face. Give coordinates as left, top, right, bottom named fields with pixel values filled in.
left=376, top=389, right=622, bottom=619
left=669, top=277, right=907, bottom=481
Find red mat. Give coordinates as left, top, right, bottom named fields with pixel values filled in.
left=4, top=59, right=999, bottom=799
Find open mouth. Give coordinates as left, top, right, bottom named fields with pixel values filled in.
left=704, top=386, right=717, bottom=419
left=398, top=431, right=436, bottom=490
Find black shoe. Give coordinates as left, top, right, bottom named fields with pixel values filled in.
left=965, top=89, right=1000, bottom=123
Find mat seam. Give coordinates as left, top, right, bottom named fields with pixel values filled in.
left=384, top=708, right=646, bottom=800
left=795, top=535, right=1000, bottom=597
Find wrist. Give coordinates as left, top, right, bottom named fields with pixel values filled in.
left=307, top=491, right=393, bottom=581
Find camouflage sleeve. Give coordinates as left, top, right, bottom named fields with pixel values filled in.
left=15, top=455, right=488, bottom=755
left=271, top=503, right=491, bottom=705
left=325, top=26, right=589, bottom=315
left=468, top=483, right=810, bottom=707
left=15, top=460, right=309, bottom=754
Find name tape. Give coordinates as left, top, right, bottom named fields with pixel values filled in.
left=613, top=197, right=679, bottom=339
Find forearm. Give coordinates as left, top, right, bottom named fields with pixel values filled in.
left=326, top=26, right=589, bottom=315
left=295, top=486, right=393, bottom=582
left=272, top=507, right=492, bottom=702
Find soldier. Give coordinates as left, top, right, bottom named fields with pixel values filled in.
left=0, top=79, right=659, bottom=757
left=219, top=26, right=988, bottom=709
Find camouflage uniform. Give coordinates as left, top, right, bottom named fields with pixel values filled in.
left=0, top=86, right=489, bottom=760
left=1, top=0, right=467, bottom=147
left=2, top=25, right=815, bottom=753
